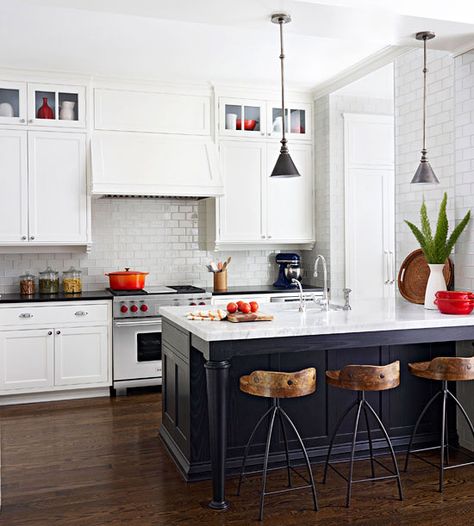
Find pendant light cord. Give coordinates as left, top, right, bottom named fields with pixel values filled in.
left=279, top=19, right=288, bottom=153
left=422, top=36, right=427, bottom=157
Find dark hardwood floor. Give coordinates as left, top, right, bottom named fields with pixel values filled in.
left=1, top=391, right=474, bottom=525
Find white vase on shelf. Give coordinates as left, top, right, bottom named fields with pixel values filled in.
left=0, top=102, right=14, bottom=117
left=59, top=101, right=75, bottom=121
left=424, top=264, right=446, bottom=309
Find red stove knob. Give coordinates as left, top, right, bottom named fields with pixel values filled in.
left=120, top=305, right=128, bottom=313
left=190, top=302, right=197, bottom=306
left=130, top=305, right=138, bottom=313
left=140, top=304, right=148, bottom=312
left=199, top=302, right=206, bottom=306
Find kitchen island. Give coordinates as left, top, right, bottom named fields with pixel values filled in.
left=160, top=299, right=474, bottom=510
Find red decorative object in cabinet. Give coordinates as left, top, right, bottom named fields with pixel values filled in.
left=37, top=97, right=54, bottom=119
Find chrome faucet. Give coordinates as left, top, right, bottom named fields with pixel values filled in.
left=342, top=288, right=352, bottom=311
left=313, top=255, right=329, bottom=310
left=291, top=278, right=306, bottom=312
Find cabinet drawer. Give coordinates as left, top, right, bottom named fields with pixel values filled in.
left=0, top=303, right=109, bottom=327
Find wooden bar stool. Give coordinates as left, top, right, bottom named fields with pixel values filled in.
left=237, top=368, right=318, bottom=521
left=323, top=361, right=403, bottom=507
left=405, top=357, right=474, bottom=492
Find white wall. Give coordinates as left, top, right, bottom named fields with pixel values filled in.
left=0, top=199, right=281, bottom=293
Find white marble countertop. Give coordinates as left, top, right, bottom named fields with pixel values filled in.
left=160, top=298, right=474, bottom=342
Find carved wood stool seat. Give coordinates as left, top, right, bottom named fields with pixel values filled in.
left=405, top=356, right=474, bottom=492
left=237, top=368, right=318, bottom=521
left=323, top=360, right=403, bottom=507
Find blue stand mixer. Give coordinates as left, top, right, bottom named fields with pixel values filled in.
left=273, top=253, right=302, bottom=288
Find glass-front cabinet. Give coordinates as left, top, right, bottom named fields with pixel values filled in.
left=267, top=101, right=312, bottom=140
left=27, top=83, right=86, bottom=128
left=0, top=81, right=27, bottom=125
left=220, top=97, right=266, bottom=137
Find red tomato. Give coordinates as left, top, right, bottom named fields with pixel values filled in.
left=239, top=302, right=251, bottom=314
left=249, top=301, right=259, bottom=313
left=227, top=302, right=238, bottom=314
left=237, top=300, right=245, bottom=308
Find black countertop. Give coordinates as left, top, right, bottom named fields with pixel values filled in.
left=208, top=284, right=323, bottom=296
left=0, top=290, right=113, bottom=303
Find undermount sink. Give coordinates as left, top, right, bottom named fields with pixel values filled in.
left=279, top=302, right=344, bottom=312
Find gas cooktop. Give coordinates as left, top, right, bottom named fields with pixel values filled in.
left=108, top=285, right=207, bottom=296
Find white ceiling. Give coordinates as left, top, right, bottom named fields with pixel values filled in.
left=0, top=0, right=473, bottom=89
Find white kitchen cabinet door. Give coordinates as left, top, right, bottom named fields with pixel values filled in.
left=0, top=329, right=54, bottom=391
left=0, top=130, right=28, bottom=243
left=94, top=88, right=210, bottom=135
left=344, top=113, right=395, bottom=300
left=219, top=98, right=267, bottom=138
left=266, top=143, right=314, bottom=242
left=54, top=326, right=109, bottom=386
left=0, top=80, right=27, bottom=125
left=266, top=101, right=312, bottom=141
left=218, top=140, right=265, bottom=242
left=28, top=131, right=87, bottom=243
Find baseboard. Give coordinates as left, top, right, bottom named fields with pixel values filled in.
left=0, top=387, right=110, bottom=406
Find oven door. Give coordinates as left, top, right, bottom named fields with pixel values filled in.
left=113, top=318, right=162, bottom=383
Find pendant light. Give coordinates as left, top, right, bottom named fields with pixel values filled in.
left=270, top=13, right=300, bottom=178
left=411, top=31, right=439, bottom=184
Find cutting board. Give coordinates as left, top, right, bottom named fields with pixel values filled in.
left=226, top=312, right=274, bottom=323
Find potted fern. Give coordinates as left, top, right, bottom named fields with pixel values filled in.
left=405, top=193, right=470, bottom=309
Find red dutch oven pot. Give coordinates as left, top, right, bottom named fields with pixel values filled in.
left=105, top=268, right=149, bottom=290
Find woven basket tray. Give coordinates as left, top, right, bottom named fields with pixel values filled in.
left=398, top=249, right=454, bottom=304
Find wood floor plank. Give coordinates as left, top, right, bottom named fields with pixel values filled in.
left=0, top=391, right=474, bottom=525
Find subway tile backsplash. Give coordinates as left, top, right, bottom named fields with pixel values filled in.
left=0, top=198, right=284, bottom=293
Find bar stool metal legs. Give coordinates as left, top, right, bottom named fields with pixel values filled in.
left=323, top=391, right=404, bottom=507
left=237, top=397, right=318, bottom=521
left=405, top=379, right=474, bottom=492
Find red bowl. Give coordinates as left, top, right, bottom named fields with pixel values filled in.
left=436, top=290, right=474, bottom=301
left=236, top=119, right=257, bottom=131
left=435, top=298, right=474, bottom=315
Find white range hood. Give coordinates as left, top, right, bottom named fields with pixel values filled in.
left=91, top=131, right=224, bottom=198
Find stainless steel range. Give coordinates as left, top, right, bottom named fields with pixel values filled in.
left=111, top=285, right=211, bottom=395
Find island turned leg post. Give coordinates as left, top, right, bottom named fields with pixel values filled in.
left=205, top=359, right=231, bottom=510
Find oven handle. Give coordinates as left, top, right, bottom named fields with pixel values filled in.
left=114, top=319, right=162, bottom=328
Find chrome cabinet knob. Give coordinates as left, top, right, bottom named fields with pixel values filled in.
left=56, top=330, right=61, bottom=335
left=28, top=119, right=33, bottom=123
left=21, top=235, right=27, bottom=240
left=19, top=118, right=25, bottom=123
left=48, top=331, right=53, bottom=336
left=30, top=236, right=35, bottom=240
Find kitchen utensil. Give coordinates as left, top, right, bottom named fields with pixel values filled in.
left=236, top=119, right=257, bottom=131
left=222, top=256, right=232, bottom=271
left=105, top=268, right=149, bottom=290
left=0, top=102, right=14, bottom=117
left=63, top=267, right=82, bottom=293
left=209, top=261, right=219, bottom=272
left=226, top=113, right=238, bottom=130
left=19, top=271, right=36, bottom=295
left=436, top=291, right=474, bottom=301
left=226, top=312, right=274, bottom=322
left=398, top=249, right=453, bottom=304
left=214, top=269, right=227, bottom=292
left=434, top=297, right=474, bottom=315
left=39, top=266, right=59, bottom=294
left=217, top=261, right=223, bottom=271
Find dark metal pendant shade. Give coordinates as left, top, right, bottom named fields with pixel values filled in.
left=270, top=13, right=300, bottom=178
left=411, top=31, right=439, bottom=185
left=271, top=149, right=301, bottom=178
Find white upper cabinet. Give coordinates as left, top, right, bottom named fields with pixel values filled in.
left=266, top=101, right=312, bottom=141
left=28, top=132, right=87, bottom=243
left=0, top=130, right=28, bottom=243
left=266, top=143, right=314, bottom=242
left=94, top=88, right=211, bottom=135
left=27, top=83, right=86, bottom=128
left=0, top=81, right=27, bottom=125
left=218, top=141, right=265, bottom=241
left=219, top=98, right=266, bottom=138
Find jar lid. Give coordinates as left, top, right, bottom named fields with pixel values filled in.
left=20, top=271, right=35, bottom=280
left=63, top=266, right=82, bottom=276
left=39, top=266, right=58, bottom=276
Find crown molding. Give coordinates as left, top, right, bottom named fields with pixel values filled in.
left=452, top=40, right=474, bottom=58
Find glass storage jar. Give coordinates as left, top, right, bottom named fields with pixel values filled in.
left=62, top=267, right=82, bottom=294
left=19, top=271, right=36, bottom=295
left=39, top=266, right=59, bottom=294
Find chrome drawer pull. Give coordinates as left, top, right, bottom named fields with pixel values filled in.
left=75, top=311, right=88, bottom=316
left=19, top=313, right=33, bottom=319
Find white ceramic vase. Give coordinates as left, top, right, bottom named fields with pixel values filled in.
left=0, top=102, right=14, bottom=117
left=424, top=263, right=446, bottom=309
left=59, top=101, right=75, bottom=121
